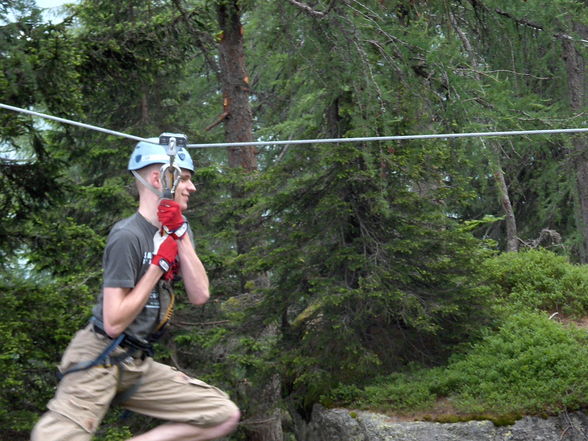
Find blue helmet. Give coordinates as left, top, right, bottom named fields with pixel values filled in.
left=128, top=138, right=194, bottom=172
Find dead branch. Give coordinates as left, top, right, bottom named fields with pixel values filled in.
left=470, top=0, right=588, bottom=45
left=173, top=320, right=231, bottom=327
left=205, top=111, right=229, bottom=131
left=286, top=0, right=331, bottom=18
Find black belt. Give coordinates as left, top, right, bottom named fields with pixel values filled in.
left=92, top=321, right=154, bottom=359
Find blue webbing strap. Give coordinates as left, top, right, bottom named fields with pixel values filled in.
left=58, top=333, right=125, bottom=379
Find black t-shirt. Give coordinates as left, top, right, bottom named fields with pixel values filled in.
left=92, top=212, right=176, bottom=342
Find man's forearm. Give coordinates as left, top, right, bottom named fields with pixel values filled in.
left=177, top=235, right=210, bottom=305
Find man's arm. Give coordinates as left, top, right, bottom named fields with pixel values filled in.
left=157, top=199, right=209, bottom=305
left=177, top=233, right=210, bottom=305
left=103, top=233, right=177, bottom=337
left=102, top=264, right=165, bottom=337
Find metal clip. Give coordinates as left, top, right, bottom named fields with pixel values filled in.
left=159, top=133, right=187, bottom=199
left=160, top=162, right=181, bottom=200
left=166, top=136, right=178, bottom=157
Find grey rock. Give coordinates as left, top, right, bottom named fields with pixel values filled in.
left=298, top=405, right=588, bottom=441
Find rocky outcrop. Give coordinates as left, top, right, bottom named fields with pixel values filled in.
left=296, top=405, right=588, bottom=441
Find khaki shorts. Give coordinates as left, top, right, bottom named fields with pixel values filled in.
left=31, top=324, right=239, bottom=440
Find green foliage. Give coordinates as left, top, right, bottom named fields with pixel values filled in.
left=459, top=215, right=504, bottom=233
left=340, top=311, right=588, bottom=419
left=446, top=311, right=588, bottom=415
left=353, top=372, right=438, bottom=413
left=482, top=249, right=588, bottom=316
left=241, top=137, right=495, bottom=409
left=3, top=0, right=588, bottom=437
left=0, top=271, right=95, bottom=435
left=328, top=248, right=588, bottom=421
left=93, top=424, right=133, bottom=441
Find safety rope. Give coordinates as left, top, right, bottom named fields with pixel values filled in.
left=2, top=102, right=587, bottom=149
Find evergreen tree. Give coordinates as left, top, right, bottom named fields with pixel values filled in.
left=3, top=0, right=588, bottom=438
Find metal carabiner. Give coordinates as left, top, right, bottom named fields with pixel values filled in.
left=160, top=162, right=182, bottom=200
left=159, top=135, right=181, bottom=199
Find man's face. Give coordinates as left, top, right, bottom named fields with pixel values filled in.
left=174, top=169, right=196, bottom=211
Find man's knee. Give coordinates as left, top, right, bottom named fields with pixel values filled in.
left=224, top=406, right=241, bottom=431
left=32, top=410, right=90, bottom=441
left=205, top=402, right=240, bottom=436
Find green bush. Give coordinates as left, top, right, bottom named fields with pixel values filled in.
left=481, top=249, right=588, bottom=316
left=327, top=366, right=444, bottom=412
left=444, top=311, right=588, bottom=415
left=360, top=373, right=437, bottom=412
left=93, top=424, right=133, bottom=441
left=0, top=272, right=95, bottom=438
left=343, top=310, right=588, bottom=418
left=326, top=250, right=588, bottom=419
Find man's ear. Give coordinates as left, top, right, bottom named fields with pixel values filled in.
left=150, top=169, right=163, bottom=190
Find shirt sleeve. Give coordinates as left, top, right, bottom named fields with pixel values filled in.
left=102, top=228, right=143, bottom=288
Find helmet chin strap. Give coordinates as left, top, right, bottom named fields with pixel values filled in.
left=132, top=162, right=182, bottom=200
left=131, top=170, right=163, bottom=199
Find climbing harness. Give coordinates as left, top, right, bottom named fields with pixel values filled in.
left=58, top=317, right=157, bottom=407
left=57, top=331, right=125, bottom=379
left=59, top=279, right=174, bottom=374
left=153, top=279, right=176, bottom=336
left=55, top=281, right=176, bottom=412
left=58, top=317, right=155, bottom=381
left=60, top=278, right=175, bottom=380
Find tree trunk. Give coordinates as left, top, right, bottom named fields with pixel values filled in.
left=240, top=374, right=283, bottom=441
left=490, top=146, right=519, bottom=252
left=217, top=0, right=257, bottom=172
left=216, top=4, right=281, bottom=441
left=450, top=12, right=519, bottom=251
left=217, top=0, right=258, bottom=270
left=562, top=22, right=588, bottom=262
left=242, top=409, right=283, bottom=441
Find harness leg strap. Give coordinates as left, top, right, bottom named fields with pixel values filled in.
left=58, top=334, right=125, bottom=379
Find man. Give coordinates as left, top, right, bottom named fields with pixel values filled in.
left=32, top=138, right=240, bottom=441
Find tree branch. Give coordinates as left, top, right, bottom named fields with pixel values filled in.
left=285, top=0, right=331, bottom=18
left=170, top=0, right=221, bottom=74
left=470, top=0, right=588, bottom=45
left=173, top=319, right=231, bottom=328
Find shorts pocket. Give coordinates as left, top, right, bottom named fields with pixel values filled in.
left=48, top=365, right=118, bottom=433
left=168, top=367, right=228, bottom=398
left=122, top=363, right=238, bottom=427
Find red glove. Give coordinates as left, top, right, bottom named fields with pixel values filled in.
left=151, top=235, right=178, bottom=274
left=158, top=199, right=184, bottom=232
left=163, top=260, right=180, bottom=281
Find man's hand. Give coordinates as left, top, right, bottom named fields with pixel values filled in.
left=151, top=234, right=178, bottom=275
left=158, top=199, right=186, bottom=238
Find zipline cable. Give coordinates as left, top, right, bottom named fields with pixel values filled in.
left=1, top=102, right=587, bottom=149
left=187, top=127, right=588, bottom=148
left=0, top=103, right=154, bottom=144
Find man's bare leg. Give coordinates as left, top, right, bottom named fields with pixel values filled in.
left=128, top=409, right=240, bottom=441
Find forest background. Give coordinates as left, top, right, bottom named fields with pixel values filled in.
left=2, top=0, right=588, bottom=440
